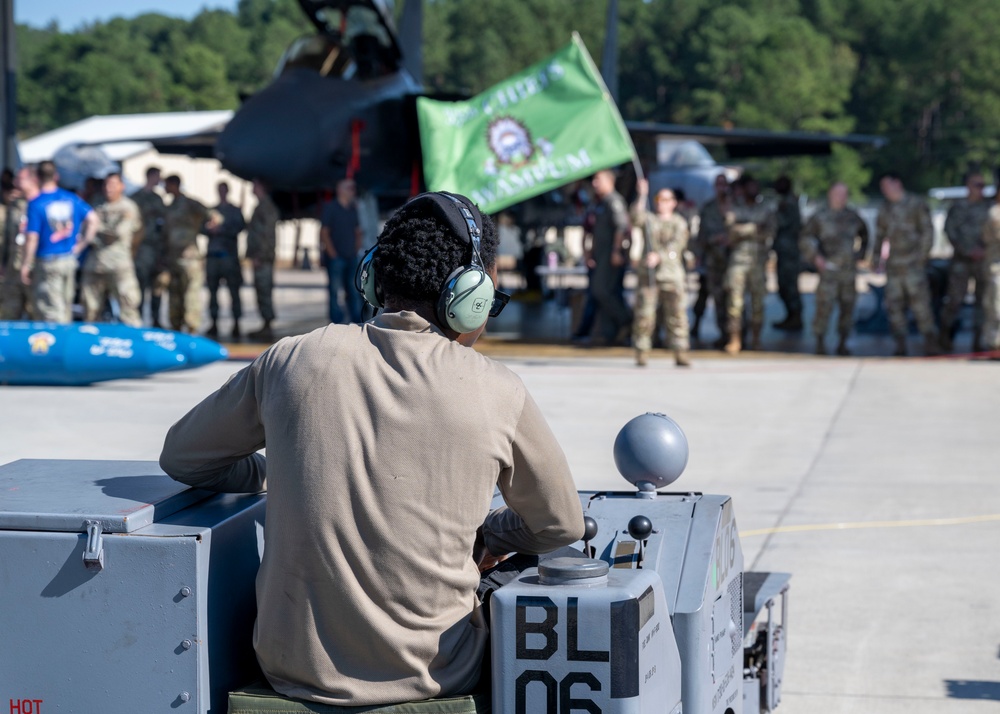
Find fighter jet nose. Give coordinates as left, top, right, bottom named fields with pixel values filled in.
left=216, top=71, right=351, bottom=189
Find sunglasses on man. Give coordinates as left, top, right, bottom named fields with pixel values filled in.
left=489, top=289, right=511, bottom=318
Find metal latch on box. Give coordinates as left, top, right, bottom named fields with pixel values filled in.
left=83, top=520, right=105, bottom=571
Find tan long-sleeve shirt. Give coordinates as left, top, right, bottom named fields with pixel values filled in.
left=159, top=311, right=584, bottom=706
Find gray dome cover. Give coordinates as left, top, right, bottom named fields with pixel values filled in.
left=613, top=412, right=689, bottom=489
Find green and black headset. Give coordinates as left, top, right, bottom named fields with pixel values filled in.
left=355, top=191, right=509, bottom=333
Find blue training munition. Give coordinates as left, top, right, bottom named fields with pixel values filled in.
left=138, top=327, right=231, bottom=368
left=0, top=321, right=228, bottom=386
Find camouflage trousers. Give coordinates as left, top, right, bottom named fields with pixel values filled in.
left=940, top=258, right=986, bottom=334
left=253, top=263, right=275, bottom=322
left=80, top=266, right=143, bottom=327
left=0, top=271, right=33, bottom=320
left=885, top=265, right=937, bottom=338
left=813, top=269, right=856, bottom=338
left=169, top=258, right=205, bottom=333
left=982, top=262, right=1000, bottom=350
left=206, top=254, right=243, bottom=321
left=774, top=243, right=802, bottom=316
left=632, top=280, right=689, bottom=353
left=134, top=245, right=166, bottom=325
left=32, top=255, right=77, bottom=324
left=724, top=259, right=766, bottom=335
left=692, top=263, right=728, bottom=336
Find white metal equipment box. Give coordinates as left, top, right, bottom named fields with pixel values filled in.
left=0, top=459, right=265, bottom=714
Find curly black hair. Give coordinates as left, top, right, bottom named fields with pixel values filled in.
left=373, top=199, right=498, bottom=304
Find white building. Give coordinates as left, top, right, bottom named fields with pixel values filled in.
left=20, top=111, right=321, bottom=267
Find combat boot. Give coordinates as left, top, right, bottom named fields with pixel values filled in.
left=815, top=336, right=826, bottom=355
left=206, top=321, right=219, bottom=338
left=773, top=312, right=803, bottom=331
left=836, top=335, right=851, bottom=356
left=674, top=349, right=691, bottom=367
left=724, top=334, right=741, bottom=355
left=690, top=315, right=701, bottom=341
left=939, top=331, right=953, bottom=352
left=748, top=327, right=761, bottom=351
left=230, top=320, right=242, bottom=340
left=923, top=333, right=941, bottom=356
left=249, top=321, right=274, bottom=343
left=635, top=349, right=649, bottom=367
left=972, top=329, right=983, bottom=353
left=893, top=336, right=907, bottom=357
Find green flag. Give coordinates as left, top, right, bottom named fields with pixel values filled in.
left=417, top=33, right=636, bottom=214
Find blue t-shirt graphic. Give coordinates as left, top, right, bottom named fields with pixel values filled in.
left=26, top=188, right=93, bottom=258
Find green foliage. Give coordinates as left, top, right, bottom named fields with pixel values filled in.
left=15, top=0, right=310, bottom=135
left=14, top=0, right=1000, bottom=198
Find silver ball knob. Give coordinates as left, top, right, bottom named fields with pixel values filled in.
left=613, top=412, right=689, bottom=490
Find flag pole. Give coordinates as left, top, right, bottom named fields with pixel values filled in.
left=573, top=32, right=642, bottom=182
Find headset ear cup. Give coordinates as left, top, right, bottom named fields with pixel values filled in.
left=356, top=246, right=382, bottom=308
left=438, top=267, right=496, bottom=333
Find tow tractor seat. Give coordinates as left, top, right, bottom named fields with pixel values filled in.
left=228, top=682, right=490, bottom=714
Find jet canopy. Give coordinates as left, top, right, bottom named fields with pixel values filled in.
left=279, top=0, right=402, bottom=80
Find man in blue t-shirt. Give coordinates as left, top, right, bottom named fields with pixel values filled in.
left=21, top=161, right=99, bottom=323
left=319, top=178, right=363, bottom=324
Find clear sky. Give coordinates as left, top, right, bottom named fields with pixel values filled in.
left=15, top=0, right=240, bottom=31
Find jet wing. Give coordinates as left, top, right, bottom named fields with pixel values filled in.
left=626, top=121, right=887, bottom=159
left=34, top=111, right=234, bottom=161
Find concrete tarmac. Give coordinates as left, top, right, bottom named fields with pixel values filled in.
left=2, top=269, right=999, bottom=712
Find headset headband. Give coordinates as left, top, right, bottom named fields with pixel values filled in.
left=403, top=191, right=486, bottom=270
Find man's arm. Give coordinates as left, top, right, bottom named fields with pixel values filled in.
left=73, top=210, right=99, bottom=255
left=159, top=361, right=268, bottom=493
left=872, top=209, right=887, bottom=271
left=483, top=391, right=585, bottom=556
left=799, top=214, right=820, bottom=266
left=854, top=212, right=870, bottom=262
left=19, top=231, right=38, bottom=285
left=320, top=225, right=336, bottom=259
left=917, top=201, right=934, bottom=258
left=943, top=204, right=959, bottom=247
left=610, top=195, right=630, bottom=267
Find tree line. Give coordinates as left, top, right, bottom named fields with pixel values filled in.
left=16, top=0, right=1000, bottom=197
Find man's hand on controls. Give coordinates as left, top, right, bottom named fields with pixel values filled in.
left=474, top=525, right=509, bottom=573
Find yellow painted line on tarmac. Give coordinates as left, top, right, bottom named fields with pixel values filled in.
left=740, top=513, right=1000, bottom=538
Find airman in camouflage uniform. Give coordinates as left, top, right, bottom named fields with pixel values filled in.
left=80, top=173, right=143, bottom=326
left=692, top=174, right=732, bottom=344
left=0, top=168, right=38, bottom=319
left=0, top=169, right=31, bottom=320
left=724, top=175, right=774, bottom=354
left=162, top=175, right=219, bottom=334
left=130, top=167, right=167, bottom=327
left=246, top=181, right=280, bottom=342
left=630, top=180, right=691, bottom=367
left=772, top=176, right=802, bottom=330
left=980, top=199, right=1000, bottom=354
left=874, top=173, right=938, bottom=356
left=940, top=172, right=991, bottom=352
left=800, top=182, right=869, bottom=355
left=205, top=182, right=247, bottom=338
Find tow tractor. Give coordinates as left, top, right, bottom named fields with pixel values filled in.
left=0, top=413, right=788, bottom=713
left=490, top=412, right=790, bottom=714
